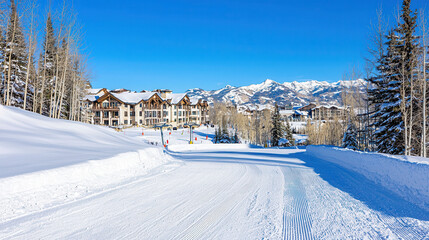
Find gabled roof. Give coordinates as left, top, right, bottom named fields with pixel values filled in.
left=82, top=95, right=100, bottom=102
left=111, top=92, right=162, bottom=105
left=87, top=88, right=108, bottom=96
left=164, top=93, right=188, bottom=105
left=189, top=97, right=202, bottom=105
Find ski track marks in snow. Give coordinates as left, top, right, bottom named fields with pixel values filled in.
left=1, top=144, right=429, bottom=239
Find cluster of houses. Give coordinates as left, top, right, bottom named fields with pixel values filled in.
left=279, top=103, right=347, bottom=122
left=81, top=88, right=209, bottom=128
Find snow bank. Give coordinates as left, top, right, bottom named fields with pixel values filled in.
left=0, top=106, right=171, bottom=222
left=0, top=148, right=169, bottom=222
left=167, top=144, right=250, bottom=152
left=306, top=146, right=429, bottom=211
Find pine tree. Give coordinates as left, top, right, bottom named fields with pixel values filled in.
left=370, top=31, right=404, bottom=154
left=37, top=13, right=56, bottom=115
left=342, top=121, right=359, bottom=150
left=270, top=103, right=283, bottom=147
left=3, top=0, right=28, bottom=108
left=233, top=131, right=239, bottom=143
left=285, top=117, right=295, bottom=146
left=214, top=127, right=220, bottom=143
left=368, top=0, right=421, bottom=155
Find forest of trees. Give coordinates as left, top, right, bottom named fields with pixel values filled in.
left=0, top=0, right=91, bottom=121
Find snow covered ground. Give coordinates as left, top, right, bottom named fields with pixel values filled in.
left=1, top=106, right=429, bottom=239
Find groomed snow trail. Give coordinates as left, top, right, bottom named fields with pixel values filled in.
left=1, top=145, right=429, bottom=239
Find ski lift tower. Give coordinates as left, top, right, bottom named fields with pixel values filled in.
left=184, top=122, right=200, bottom=144
left=153, top=123, right=171, bottom=147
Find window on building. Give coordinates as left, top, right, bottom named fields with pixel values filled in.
left=174, top=112, right=177, bottom=116
left=104, top=112, right=109, bottom=118
left=96, top=111, right=100, bottom=117
left=102, top=102, right=109, bottom=108
left=114, top=111, right=118, bottom=117
left=104, top=120, right=109, bottom=125
left=139, top=111, right=142, bottom=116
left=125, top=112, right=128, bottom=117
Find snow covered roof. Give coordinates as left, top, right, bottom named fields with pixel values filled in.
left=82, top=95, right=100, bottom=102
left=87, top=88, right=102, bottom=94
left=165, top=93, right=187, bottom=104
left=312, top=105, right=345, bottom=110
left=111, top=92, right=160, bottom=104
left=280, top=110, right=294, bottom=115
left=189, top=97, right=201, bottom=105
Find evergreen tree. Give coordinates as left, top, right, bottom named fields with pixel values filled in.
left=370, top=31, right=404, bottom=154
left=3, top=0, right=29, bottom=107
left=37, top=13, right=56, bottom=115
left=342, top=121, right=359, bottom=150
left=270, top=103, right=283, bottom=146
left=285, top=117, right=295, bottom=146
left=233, top=131, right=239, bottom=143
left=214, top=127, right=220, bottom=143
left=368, top=0, right=420, bottom=155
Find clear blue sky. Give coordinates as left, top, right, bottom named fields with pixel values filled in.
left=63, top=0, right=427, bottom=92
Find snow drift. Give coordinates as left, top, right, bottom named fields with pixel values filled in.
left=0, top=106, right=170, bottom=222
left=306, top=145, right=429, bottom=211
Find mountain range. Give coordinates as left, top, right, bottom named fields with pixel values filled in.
left=186, top=79, right=366, bottom=109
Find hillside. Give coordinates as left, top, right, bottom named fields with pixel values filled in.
left=186, top=79, right=366, bottom=108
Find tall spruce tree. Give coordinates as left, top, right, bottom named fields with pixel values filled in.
left=370, top=31, right=404, bottom=154
left=369, top=0, right=420, bottom=155
left=285, top=117, right=295, bottom=146
left=3, top=0, right=28, bottom=107
left=270, top=103, right=283, bottom=147
left=37, top=13, right=56, bottom=115
left=342, top=121, right=359, bottom=150
left=397, top=0, right=420, bottom=155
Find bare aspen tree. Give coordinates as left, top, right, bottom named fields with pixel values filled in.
left=50, top=0, right=67, bottom=117
left=419, top=9, right=428, bottom=157
left=23, top=0, right=37, bottom=111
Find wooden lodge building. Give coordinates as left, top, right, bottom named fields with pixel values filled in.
left=82, top=89, right=209, bottom=127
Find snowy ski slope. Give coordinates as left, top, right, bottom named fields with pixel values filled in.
left=0, top=106, right=428, bottom=239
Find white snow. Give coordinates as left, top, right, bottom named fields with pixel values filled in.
left=1, top=106, right=429, bottom=239
left=307, top=145, right=429, bottom=211
left=0, top=106, right=170, bottom=222
left=111, top=92, right=159, bottom=104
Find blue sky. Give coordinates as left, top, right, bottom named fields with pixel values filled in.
left=55, top=0, right=427, bottom=92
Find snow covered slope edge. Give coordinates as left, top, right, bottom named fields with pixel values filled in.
left=306, top=145, right=429, bottom=211
left=0, top=106, right=171, bottom=222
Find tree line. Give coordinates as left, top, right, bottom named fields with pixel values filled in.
left=209, top=102, right=294, bottom=147
left=0, top=0, right=91, bottom=121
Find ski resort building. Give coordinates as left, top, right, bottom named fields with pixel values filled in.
left=81, top=89, right=209, bottom=127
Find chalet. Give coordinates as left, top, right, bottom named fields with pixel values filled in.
left=82, top=88, right=209, bottom=127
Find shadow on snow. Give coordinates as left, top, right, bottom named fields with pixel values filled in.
left=167, top=149, right=429, bottom=221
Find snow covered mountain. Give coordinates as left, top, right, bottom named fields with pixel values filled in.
left=186, top=79, right=366, bottom=108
